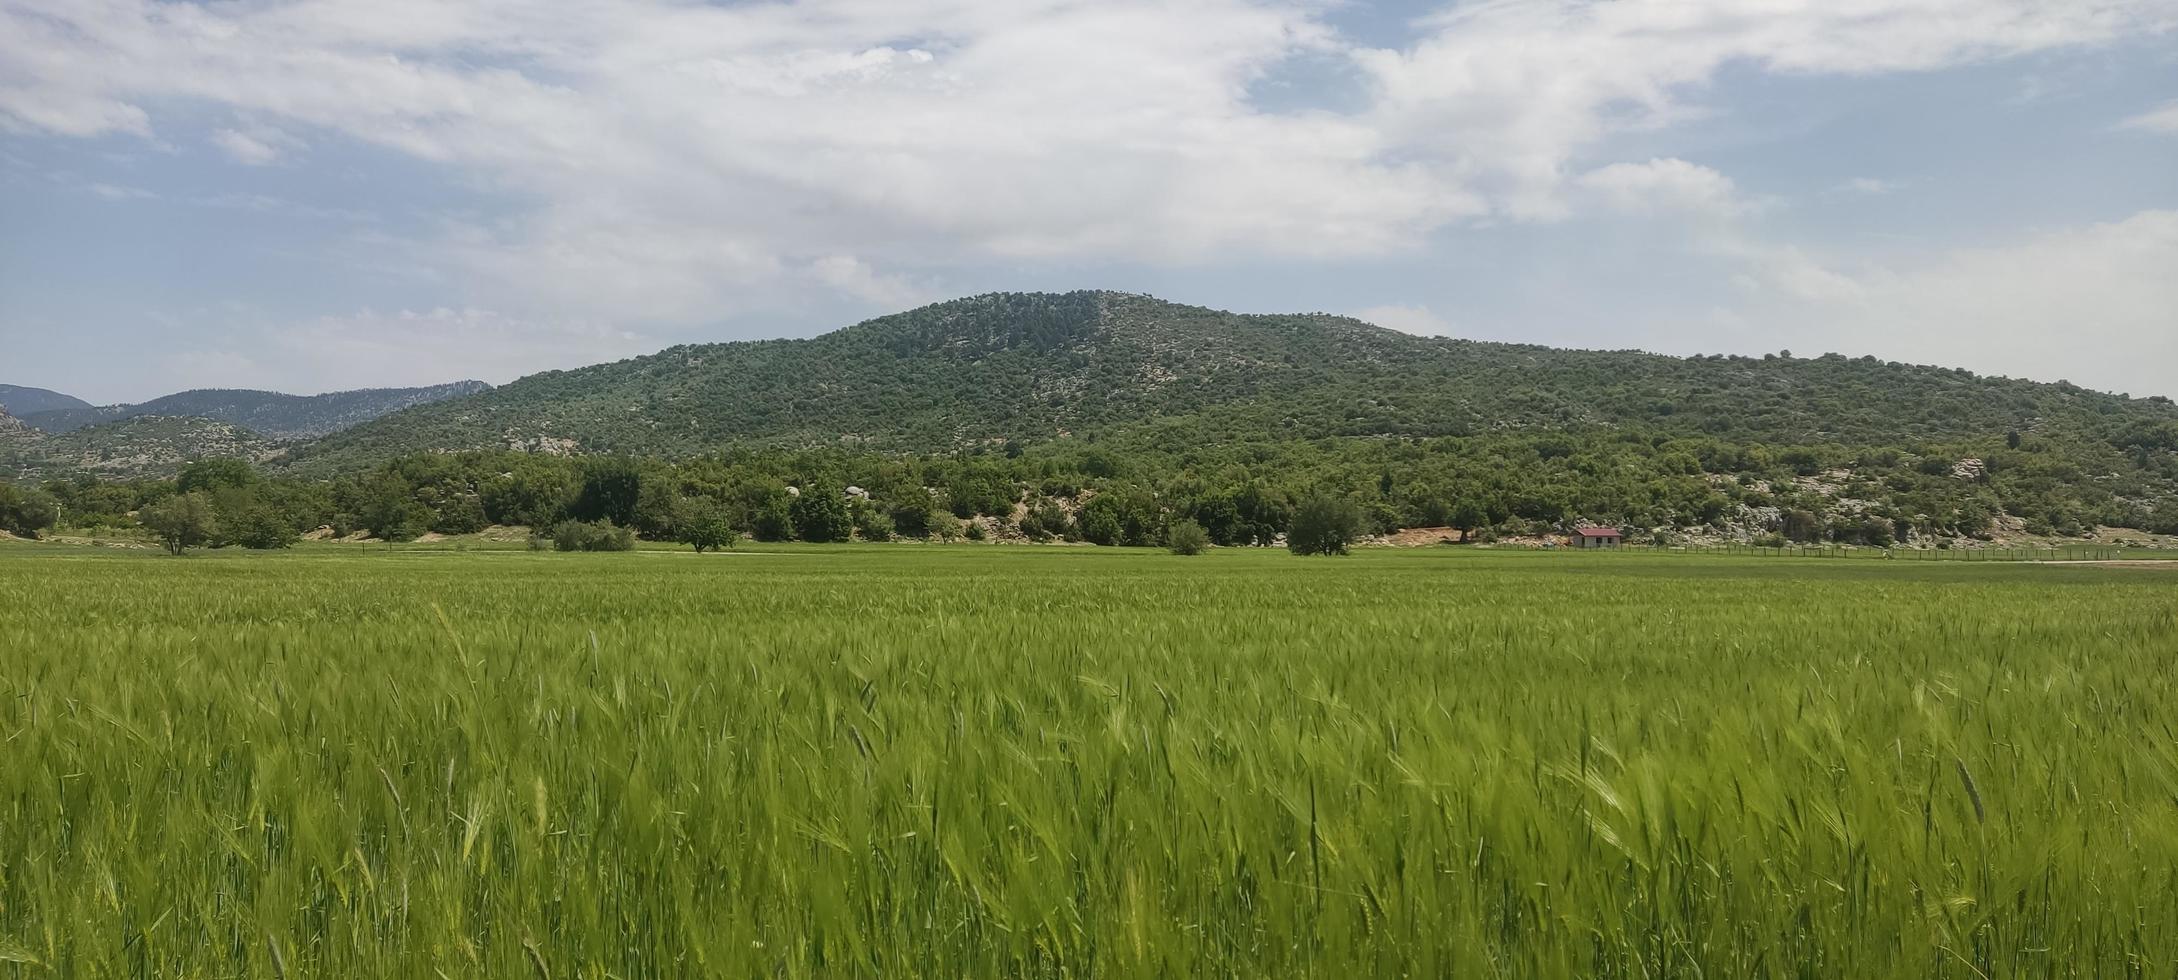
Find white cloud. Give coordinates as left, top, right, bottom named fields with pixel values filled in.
left=2120, top=100, right=2178, bottom=132
left=210, top=126, right=300, bottom=165
left=0, top=0, right=2170, bottom=338
left=1353, top=303, right=1455, bottom=337
left=85, top=181, right=155, bottom=201
left=1722, top=210, right=2178, bottom=395
left=1836, top=177, right=1903, bottom=196
left=1575, top=158, right=1754, bottom=218
left=810, top=255, right=939, bottom=309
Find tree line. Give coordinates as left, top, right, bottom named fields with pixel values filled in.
left=6, top=425, right=2174, bottom=555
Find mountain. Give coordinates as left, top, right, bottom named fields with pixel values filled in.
left=0, top=384, right=92, bottom=417
left=280, top=290, right=2178, bottom=474
left=23, top=381, right=493, bottom=439
left=2, top=415, right=272, bottom=480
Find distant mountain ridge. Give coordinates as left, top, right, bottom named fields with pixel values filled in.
left=19, top=381, right=493, bottom=440
left=1, top=414, right=272, bottom=481
left=0, top=384, right=93, bottom=417
left=280, top=290, right=2178, bottom=474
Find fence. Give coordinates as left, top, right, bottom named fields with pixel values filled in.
left=1617, top=543, right=2124, bottom=562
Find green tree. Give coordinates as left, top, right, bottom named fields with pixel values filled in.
left=0, top=482, right=60, bottom=538
left=1288, top=494, right=1361, bottom=556
left=790, top=485, right=853, bottom=543
left=572, top=457, right=643, bottom=526
left=673, top=496, right=738, bottom=553
left=175, top=458, right=260, bottom=495
left=888, top=495, right=937, bottom=539
left=141, top=492, right=219, bottom=555
left=751, top=492, right=795, bottom=542
left=1167, top=519, right=1210, bottom=555
left=355, top=474, right=429, bottom=542
left=230, top=505, right=298, bottom=550
left=1076, top=497, right=1124, bottom=546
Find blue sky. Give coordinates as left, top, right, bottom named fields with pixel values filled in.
left=2, top=0, right=2174, bottom=404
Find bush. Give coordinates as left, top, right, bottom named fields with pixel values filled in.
left=888, top=497, right=935, bottom=539
left=549, top=519, right=636, bottom=552
left=854, top=507, right=895, bottom=542
left=1167, top=520, right=1210, bottom=556
left=1287, top=495, right=1361, bottom=556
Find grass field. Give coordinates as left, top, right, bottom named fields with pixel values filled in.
left=3, top=545, right=2175, bottom=977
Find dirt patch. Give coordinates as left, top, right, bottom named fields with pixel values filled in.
left=1379, top=526, right=1470, bottom=547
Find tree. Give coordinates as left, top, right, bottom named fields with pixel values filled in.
left=230, top=504, right=298, bottom=549
left=1288, top=494, right=1361, bottom=556
left=1780, top=508, right=1822, bottom=544
left=751, top=493, right=795, bottom=542
left=141, top=492, right=219, bottom=555
left=176, top=458, right=260, bottom=495
left=888, top=495, right=937, bottom=539
left=572, top=457, right=643, bottom=526
left=354, top=474, right=429, bottom=542
left=790, top=484, right=852, bottom=543
left=1167, top=519, right=1210, bottom=556
left=1076, top=497, right=1123, bottom=546
left=0, top=482, right=59, bottom=538
left=673, top=496, right=738, bottom=553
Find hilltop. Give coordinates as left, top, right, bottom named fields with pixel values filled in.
left=283, top=291, right=2177, bottom=473
left=0, top=384, right=92, bottom=417
left=20, top=381, right=493, bottom=440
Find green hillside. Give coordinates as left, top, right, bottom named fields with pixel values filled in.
left=285, top=291, right=2178, bottom=471
left=22, top=381, right=492, bottom=439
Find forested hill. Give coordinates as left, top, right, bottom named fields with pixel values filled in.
left=281, top=291, right=2178, bottom=473
left=0, top=385, right=92, bottom=417
left=21, top=381, right=493, bottom=440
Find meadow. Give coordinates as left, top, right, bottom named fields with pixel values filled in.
left=2, top=544, right=2175, bottom=978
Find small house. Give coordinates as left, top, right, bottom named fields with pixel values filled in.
left=1573, top=527, right=1623, bottom=549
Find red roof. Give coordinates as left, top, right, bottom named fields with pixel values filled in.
left=1574, top=527, right=1623, bottom=537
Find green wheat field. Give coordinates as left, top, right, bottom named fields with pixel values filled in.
left=3, top=545, right=2175, bottom=978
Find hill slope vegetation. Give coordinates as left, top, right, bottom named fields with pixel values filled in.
left=22, top=381, right=493, bottom=439
left=288, top=291, right=2177, bottom=469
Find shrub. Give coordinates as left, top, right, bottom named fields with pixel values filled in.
left=550, top=519, right=636, bottom=552
left=854, top=508, right=895, bottom=542
left=1167, top=520, right=1210, bottom=556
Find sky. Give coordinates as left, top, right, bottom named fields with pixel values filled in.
left=1, top=0, right=2174, bottom=405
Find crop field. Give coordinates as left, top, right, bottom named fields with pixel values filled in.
left=2, top=545, right=2176, bottom=978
